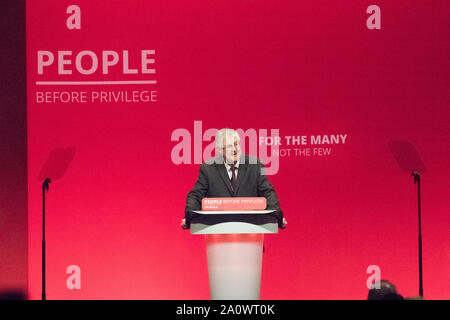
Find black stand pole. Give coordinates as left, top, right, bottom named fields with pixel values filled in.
left=412, top=172, right=423, bottom=298
left=42, top=178, right=51, bottom=301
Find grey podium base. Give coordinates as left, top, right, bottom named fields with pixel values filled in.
left=191, top=211, right=278, bottom=300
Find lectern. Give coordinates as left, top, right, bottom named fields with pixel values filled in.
left=190, top=209, right=278, bottom=300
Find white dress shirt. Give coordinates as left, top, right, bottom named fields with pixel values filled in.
left=224, top=160, right=240, bottom=180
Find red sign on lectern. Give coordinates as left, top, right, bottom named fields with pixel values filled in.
left=201, top=197, right=267, bottom=211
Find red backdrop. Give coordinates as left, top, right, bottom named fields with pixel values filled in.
left=27, top=0, right=450, bottom=299
left=0, top=0, right=27, bottom=295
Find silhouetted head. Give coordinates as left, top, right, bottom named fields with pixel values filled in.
left=368, top=280, right=403, bottom=300
left=0, top=289, right=27, bottom=300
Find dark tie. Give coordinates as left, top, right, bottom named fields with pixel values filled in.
left=230, top=164, right=237, bottom=191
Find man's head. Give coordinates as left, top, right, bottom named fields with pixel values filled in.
left=215, top=128, right=241, bottom=164
left=367, top=280, right=403, bottom=300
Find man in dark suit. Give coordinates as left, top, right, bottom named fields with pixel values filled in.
left=181, top=128, right=287, bottom=229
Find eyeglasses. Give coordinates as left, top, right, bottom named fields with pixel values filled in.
left=223, top=143, right=240, bottom=150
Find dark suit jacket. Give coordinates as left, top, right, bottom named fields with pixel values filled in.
left=185, top=154, right=283, bottom=227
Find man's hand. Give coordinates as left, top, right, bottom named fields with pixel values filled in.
left=281, top=217, right=288, bottom=229
left=180, top=218, right=187, bottom=229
